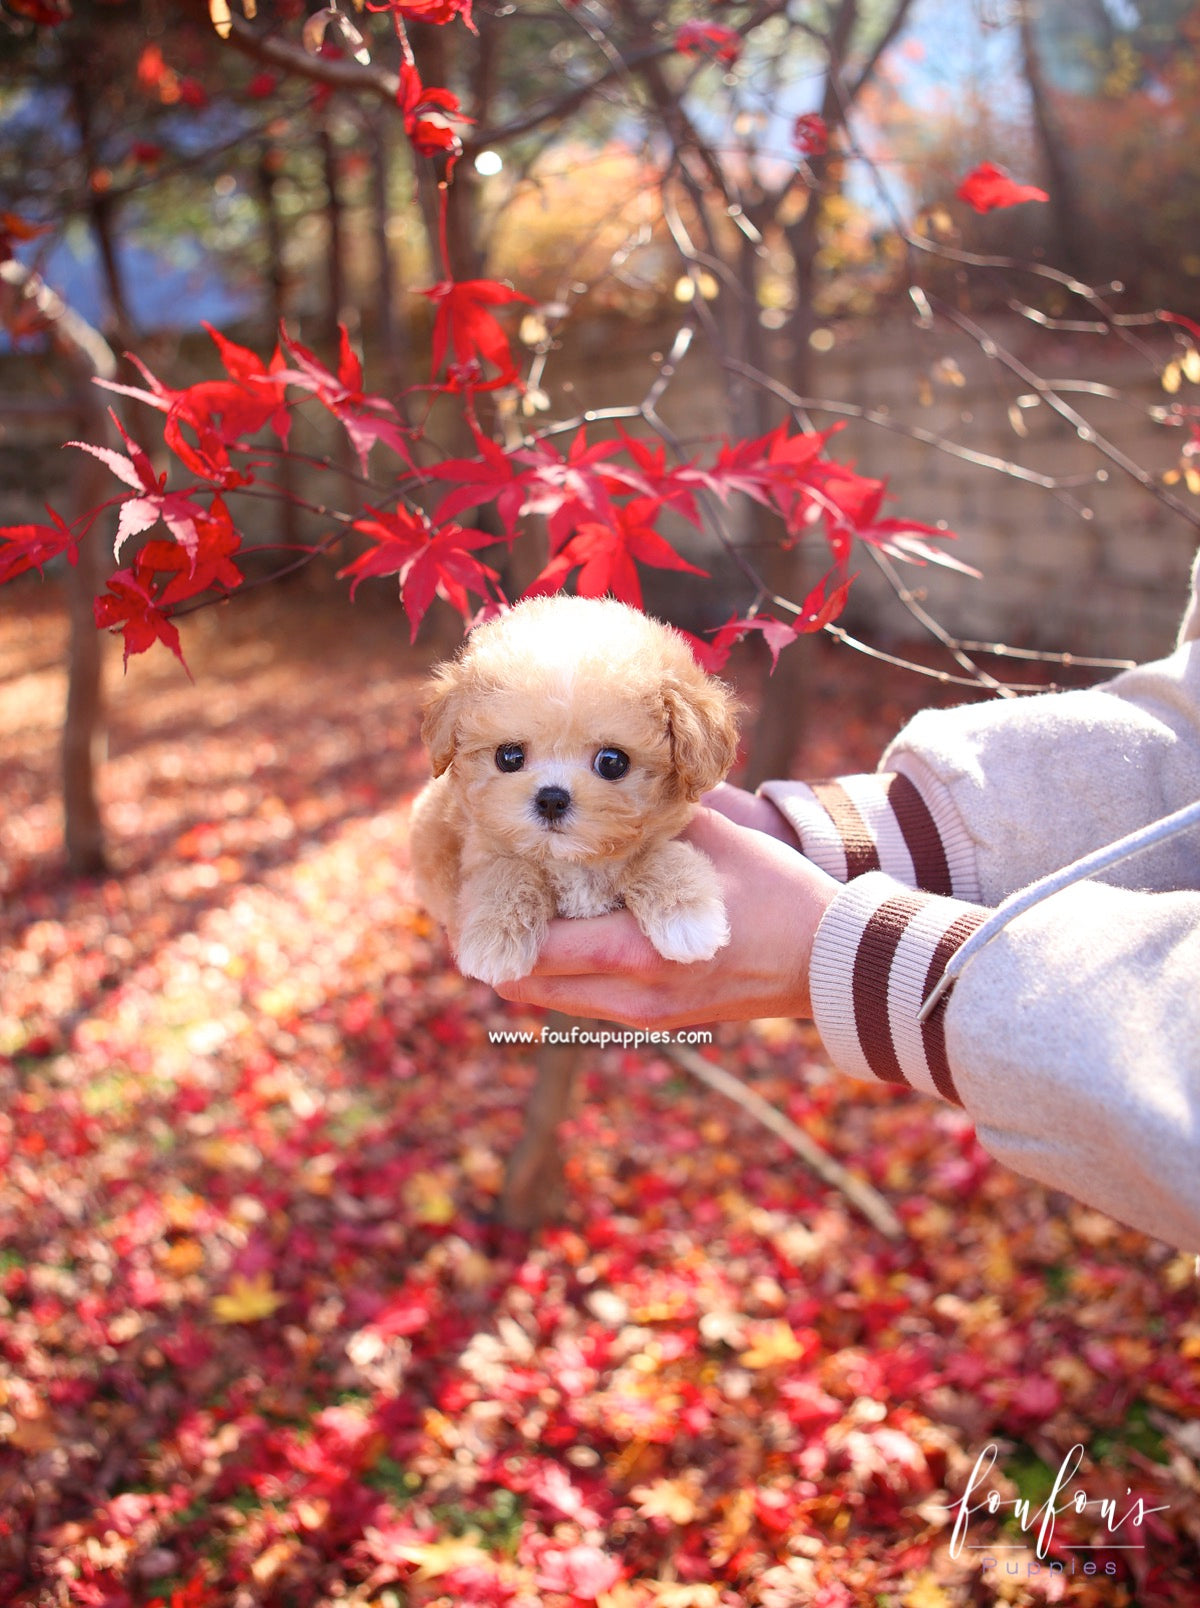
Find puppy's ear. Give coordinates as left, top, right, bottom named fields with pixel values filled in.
left=663, top=668, right=740, bottom=799
left=421, top=659, right=467, bottom=776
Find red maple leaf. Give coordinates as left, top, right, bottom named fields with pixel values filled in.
left=419, top=278, right=533, bottom=391
left=435, top=429, right=636, bottom=545
left=514, top=430, right=634, bottom=551
left=434, top=436, right=530, bottom=536
left=757, top=422, right=844, bottom=532
left=697, top=421, right=841, bottom=534
left=794, top=567, right=857, bottom=632
left=133, top=498, right=244, bottom=605
left=202, top=324, right=293, bottom=442
left=365, top=0, right=476, bottom=29
left=803, top=458, right=973, bottom=573
left=397, top=63, right=472, bottom=173
left=338, top=505, right=504, bottom=638
left=702, top=613, right=799, bottom=673
left=857, top=517, right=978, bottom=575
left=525, top=498, right=708, bottom=609
left=274, top=325, right=412, bottom=473
left=68, top=412, right=205, bottom=562
left=792, top=113, right=828, bottom=157
left=956, top=162, right=1049, bottom=213
left=675, top=21, right=741, bottom=64
left=94, top=568, right=190, bottom=675
left=698, top=572, right=855, bottom=672
left=0, top=209, right=51, bottom=265
left=805, top=458, right=887, bottom=560
left=4, top=0, right=71, bottom=27
left=0, top=506, right=77, bottom=584
left=97, top=327, right=291, bottom=478
left=610, top=429, right=704, bottom=526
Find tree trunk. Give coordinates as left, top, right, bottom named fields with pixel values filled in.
left=67, top=69, right=136, bottom=349
left=319, top=118, right=360, bottom=560
left=499, top=1013, right=581, bottom=1228
left=367, top=109, right=410, bottom=411
left=320, top=120, right=350, bottom=358
left=1, top=264, right=118, bottom=875
left=743, top=3, right=861, bottom=787
left=63, top=440, right=111, bottom=877
left=1017, top=0, right=1089, bottom=280
left=258, top=142, right=300, bottom=555
left=408, top=20, right=484, bottom=279
left=731, top=227, right=810, bottom=787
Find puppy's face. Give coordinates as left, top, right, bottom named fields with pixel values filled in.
left=422, top=596, right=738, bottom=866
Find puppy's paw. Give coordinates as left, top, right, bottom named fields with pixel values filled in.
left=456, top=920, right=544, bottom=988
left=624, top=838, right=730, bottom=965
left=640, top=894, right=730, bottom=965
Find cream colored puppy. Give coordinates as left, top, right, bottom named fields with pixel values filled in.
left=409, top=594, right=739, bottom=988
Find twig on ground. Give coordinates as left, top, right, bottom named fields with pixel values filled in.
left=663, top=1042, right=906, bottom=1241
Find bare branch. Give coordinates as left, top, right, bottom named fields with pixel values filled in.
left=224, top=15, right=401, bottom=100
left=664, top=1043, right=906, bottom=1242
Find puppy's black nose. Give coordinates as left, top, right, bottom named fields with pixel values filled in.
left=534, top=785, right=571, bottom=822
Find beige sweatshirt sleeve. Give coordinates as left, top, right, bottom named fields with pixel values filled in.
left=761, top=552, right=1200, bottom=1251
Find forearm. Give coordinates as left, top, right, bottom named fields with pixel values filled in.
left=883, top=644, right=1200, bottom=902
left=810, top=871, right=1200, bottom=1250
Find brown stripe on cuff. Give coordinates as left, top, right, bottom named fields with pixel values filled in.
left=885, top=772, right=953, bottom=896
left=809, top=780, right=882, bottom=880
left=920, top=910, right=986, bottom=1106
left=851, top=892, right=924, bottom=1086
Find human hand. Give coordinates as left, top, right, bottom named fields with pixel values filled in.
left=493, top=805, right=839, bottom=1031
left=701, top=781, right=800, bottom=845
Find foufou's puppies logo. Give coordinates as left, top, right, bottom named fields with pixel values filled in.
left=945, top=1443, right=1169, bottom=1577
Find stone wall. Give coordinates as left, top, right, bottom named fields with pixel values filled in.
left=545, top=312, right=1199, bottom=665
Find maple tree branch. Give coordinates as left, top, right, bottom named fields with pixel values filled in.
left=721, top=356, right=1098, bottom=508
left=223, top=10, right=674, bottom=163
left=928, top=296, right=1200, bottom=532
left=463, top=42, right=675, bottom=157
left=864, top=549, right=1017, bottom=698
left=820, top=624, right=1060, bottom=693
left=167, top=528, right=350, bottom=619
left=250, top=442, right=404, bottom=497
left=223, top=15, right=401, bottom=102
left=846, top=0, right=918, bottom=103
left=0, top=261, right=117, bottom=381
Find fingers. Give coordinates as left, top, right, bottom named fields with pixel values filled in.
left=495, top=972, right=672, bottom=1028
left=492, top=910, right=708, bottom=1028
left=505, top=909, right=664, bottom=978
left=697, top=784, right=800, bottom=846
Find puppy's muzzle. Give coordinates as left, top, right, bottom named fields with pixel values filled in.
left=534, top=784, right=571, bottom=824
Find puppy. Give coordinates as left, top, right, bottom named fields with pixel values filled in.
left=409, top=594, right=739, bottom=987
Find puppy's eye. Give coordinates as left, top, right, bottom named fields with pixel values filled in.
left=495, top=743, right=526, bottom=773
left=593, top=747, right=630, bottom=781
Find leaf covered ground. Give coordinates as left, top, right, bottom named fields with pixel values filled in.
left=1, top=584, right=1197, bottom=1608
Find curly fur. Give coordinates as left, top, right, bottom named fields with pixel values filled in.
left=409, top=595, right=740, bottom=987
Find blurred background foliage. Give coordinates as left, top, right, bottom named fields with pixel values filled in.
left=4, top=0, right=1200, bottom=359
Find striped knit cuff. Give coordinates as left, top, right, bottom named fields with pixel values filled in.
left=759, top=770, right=980, bottom=901
left=809, top=871, right=986, bottom=1107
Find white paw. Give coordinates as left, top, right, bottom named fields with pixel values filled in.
left=641, top=896, right=730, bottom=964
left=456, top=921, right=544, bottom=987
